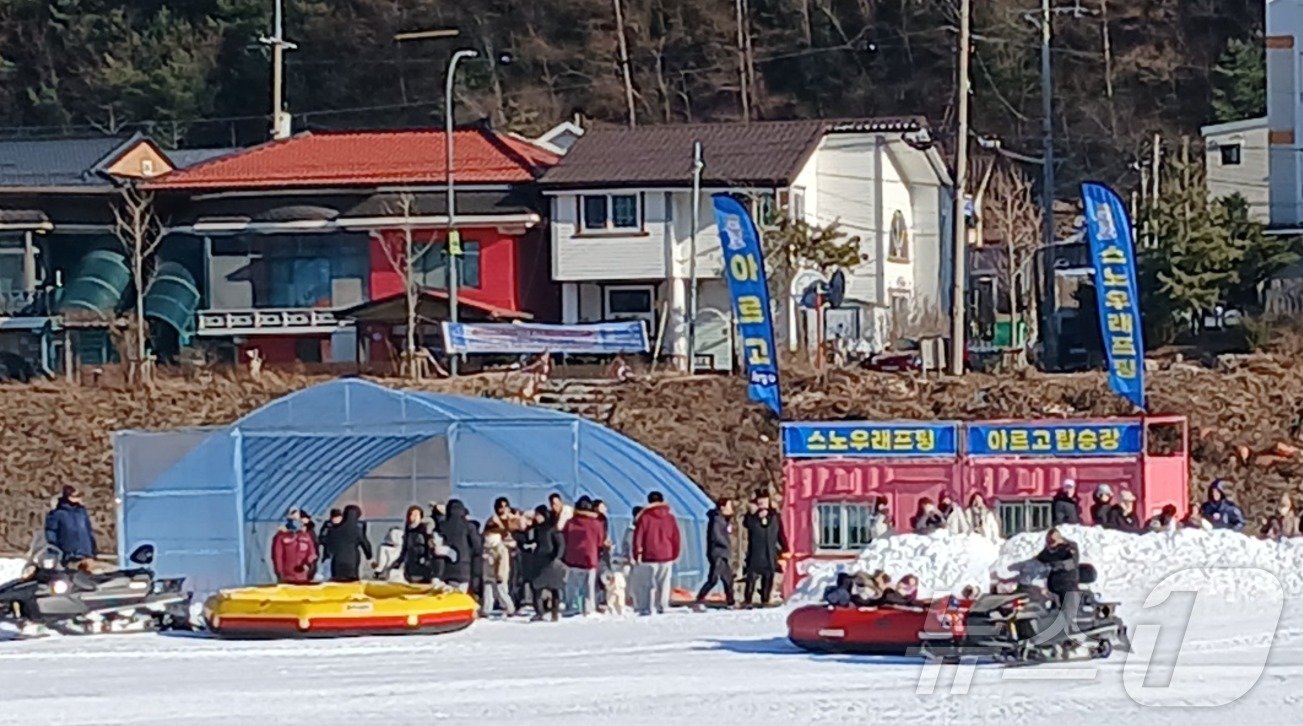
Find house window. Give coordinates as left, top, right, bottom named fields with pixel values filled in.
left=255, top=235, right=369, bottom=309
left=888, top=210, right=910, bottom=262
left=580, top=193, right=641, bottom=231
left=995, top=499, right=1051, bottom=538
left=1220, top=143, right=1242, bottom=166
left=815, top=501, right=874, bottom=552
left=604, top=285, right=655, bottom=321
left=414, top=241, right=482, bottom=290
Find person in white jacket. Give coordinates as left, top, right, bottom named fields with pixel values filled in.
left=939, top=492, right=969, bottom=535
left=373, top=527, right=406, bottom=582
left=964, top=493, right=1002, bottom=544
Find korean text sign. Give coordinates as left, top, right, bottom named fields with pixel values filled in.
left=712, top=193, right=782, bottom=416
left=966, top=422, right=1143, bottom=457
left=782, top=422, right=960, bottom=458
left=1082, top=182, right=1146, bottom=410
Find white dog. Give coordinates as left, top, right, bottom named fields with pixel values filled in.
left=602, top=565, right=629, bottom=616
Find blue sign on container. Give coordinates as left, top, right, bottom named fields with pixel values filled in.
left=781, top=422, right=960, bottom=458
left=966, top=421, right=1143, bottom=457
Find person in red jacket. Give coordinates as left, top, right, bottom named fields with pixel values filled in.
left=563, top=497, right=606, bottom=615
left=633, top=491, right=681, bottom=615
left=272, top=509, right=318, bottom=584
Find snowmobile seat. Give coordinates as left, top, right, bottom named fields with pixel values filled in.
left=1079, top=564, right=1097, bottom=585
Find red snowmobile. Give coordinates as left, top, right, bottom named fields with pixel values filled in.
left=788, top=567, right=1130, bottom=663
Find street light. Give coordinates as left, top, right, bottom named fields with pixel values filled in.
left=443, top=48, right=478, bottom=376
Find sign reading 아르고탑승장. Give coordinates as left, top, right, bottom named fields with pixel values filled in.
left=965, top=421, right=1143, bottom=457
left=1081, top=182, right=1146, bottom=411
left=781, top=422, right=960, bottom=457
left=712, top=193, right=782, bottom=417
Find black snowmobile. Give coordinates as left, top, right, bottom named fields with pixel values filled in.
left=921, top=564, right=1131, bottom=663
left=0, top=534, right=192, bottom=638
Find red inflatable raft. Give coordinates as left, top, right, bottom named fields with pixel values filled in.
left=787, top=601, right=964, bottom=655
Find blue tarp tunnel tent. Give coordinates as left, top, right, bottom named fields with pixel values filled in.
left=114, top=379, right=712, bottom=595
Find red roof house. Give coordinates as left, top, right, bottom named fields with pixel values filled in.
left=150, top=127, right=560, bottom=367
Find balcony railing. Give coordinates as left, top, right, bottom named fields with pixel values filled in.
left=0, top=290, right=56, bottom=317
left=196, top=308, right=349, bottom=337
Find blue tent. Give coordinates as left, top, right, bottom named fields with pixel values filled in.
left=114, top=379, right=712, bottom=594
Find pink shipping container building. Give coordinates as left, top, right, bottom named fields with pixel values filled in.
left=779, top=417, right=1189, bottom=595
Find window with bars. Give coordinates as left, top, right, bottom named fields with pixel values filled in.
left=996, top=499, right=1054, bottom=537
left=815, top=501, right=874, bottom=552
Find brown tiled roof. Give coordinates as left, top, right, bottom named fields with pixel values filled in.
left=540, top=117, right=927, bottom=188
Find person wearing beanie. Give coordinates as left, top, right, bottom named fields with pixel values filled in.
left=271, top=507, right=318, bottom=584
left=44, top=485, right=96, bottom=567
left=1090, top=484, right=1114, bottom=526
left=1052, top=480, right=1081, bottom=526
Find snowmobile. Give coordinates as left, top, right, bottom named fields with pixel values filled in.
left=0, top=533, right=192, bottom=638
left=789, top=565, right=1130, bottom=664
left=919, top=573, right=1131, bottom=663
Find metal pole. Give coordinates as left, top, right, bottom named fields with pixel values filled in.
left=446, top=49, right=477, bottom=377
left=1039, top=0, right=1057, bottom=370
left=612, top=0, right=637, bottom=128
left=948, top=0, right=971, bottom=375
left=268, top=0, right=293, bottom=140
left=687, top=141, right=703, bottom=372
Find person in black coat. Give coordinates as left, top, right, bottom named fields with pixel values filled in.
left=1035, top=528, right=1081, bottom=611
left=317, top=508, right=343, bottom=576
left=396, top=505, right=434, bottom=584
left=322, top=504, right=371, bottom=582
left=694, top=498, right=736, bottom=608
left=1103, top=490, right=1145, bottom=534
left=438, top=499, right=477, bottom=589
left=1089, top=484, right=1114, bottom=526
left=527, top=506, right=566, bottom=621
left=1051, top=480, right=1081, bottom=526
left=742, top=492, right=787, bottom=608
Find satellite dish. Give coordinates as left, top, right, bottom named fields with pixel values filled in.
left=827, top=270, right=846, bottom=308
left=799, top=281, right=822, bottom=309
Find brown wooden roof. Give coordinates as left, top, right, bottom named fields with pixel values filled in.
left=540, top=117, right=928, bottom=189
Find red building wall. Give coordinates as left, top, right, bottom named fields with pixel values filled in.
left=368, top=226, right=556, bottom=317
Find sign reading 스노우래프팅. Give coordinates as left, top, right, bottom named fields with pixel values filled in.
left=781, top=422, right=960, bottom=458
left=1081, top=182, right=1146, bottom=411
left=965, top=421, right=1143, bottom=457
left=712, top=193, right=782, bottom=417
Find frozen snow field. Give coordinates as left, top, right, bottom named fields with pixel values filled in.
left=5, top=526, right=1303, bottom=726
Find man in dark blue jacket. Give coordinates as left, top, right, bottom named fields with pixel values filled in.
left=694, top=498, right=736, bottom=609
left=1201, top=480, right=1245, bottom=532
left=44, top=486, right=97, bottom=565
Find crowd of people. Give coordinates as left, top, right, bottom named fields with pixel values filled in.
left=268, top=491, right=685, bottom=621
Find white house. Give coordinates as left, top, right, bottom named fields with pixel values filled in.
left=1200, top=117, right=1269, bottom=223
left=538, top=118, right=953, bottom=370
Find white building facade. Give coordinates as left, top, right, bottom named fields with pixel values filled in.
left=1200, top=117, right=1269, bottom=223
left=540, top=119, right=952, bottom=370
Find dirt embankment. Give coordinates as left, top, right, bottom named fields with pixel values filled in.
left=2, top=360, right=1301, bottom=552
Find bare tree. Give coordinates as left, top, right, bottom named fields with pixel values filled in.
left=377, top=192, right=438, bottom=380
left=112, top=183, right=162, bottom=386
left=982, top=163, right=1041, bottom=345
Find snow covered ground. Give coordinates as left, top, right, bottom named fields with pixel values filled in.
left=4, top=531, right=1303, bottom=726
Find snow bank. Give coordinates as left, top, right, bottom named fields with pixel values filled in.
left=0, top=557, right=24, bottom=585
left=795, top=527, right=1303, bottom=605
left=793, top=533, right=1001, bottom=602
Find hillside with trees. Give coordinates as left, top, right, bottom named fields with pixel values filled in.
left=0, top=0, right=1265, bottom=193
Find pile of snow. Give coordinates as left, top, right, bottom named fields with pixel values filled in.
left=794, top=526, right=1303, bottom=605
left=0, top=557, right=24, bottom=585
left=793, top=533, right=1001, bottom=602
left=1000, top=525, right=1303, bottom=603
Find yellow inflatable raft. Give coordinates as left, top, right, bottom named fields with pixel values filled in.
left=203, top=582, right=478, bottom=639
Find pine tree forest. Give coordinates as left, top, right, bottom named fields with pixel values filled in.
left=0, top=0, right=1266, bottom=192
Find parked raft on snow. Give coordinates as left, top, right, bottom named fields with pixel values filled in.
left=203, top=582, right=477, bottom=639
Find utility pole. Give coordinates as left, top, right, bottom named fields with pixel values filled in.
left=949, top=0, right=971, bottom=375
left=1039, top=0, right=1057, bottom=371
left=734, top=0, right=751, bottom=121
left=687, top=141, right=704, bottom=372
left=612, top=0, right=637, bottom=128
left=261, top=0, right=298, bottom=140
